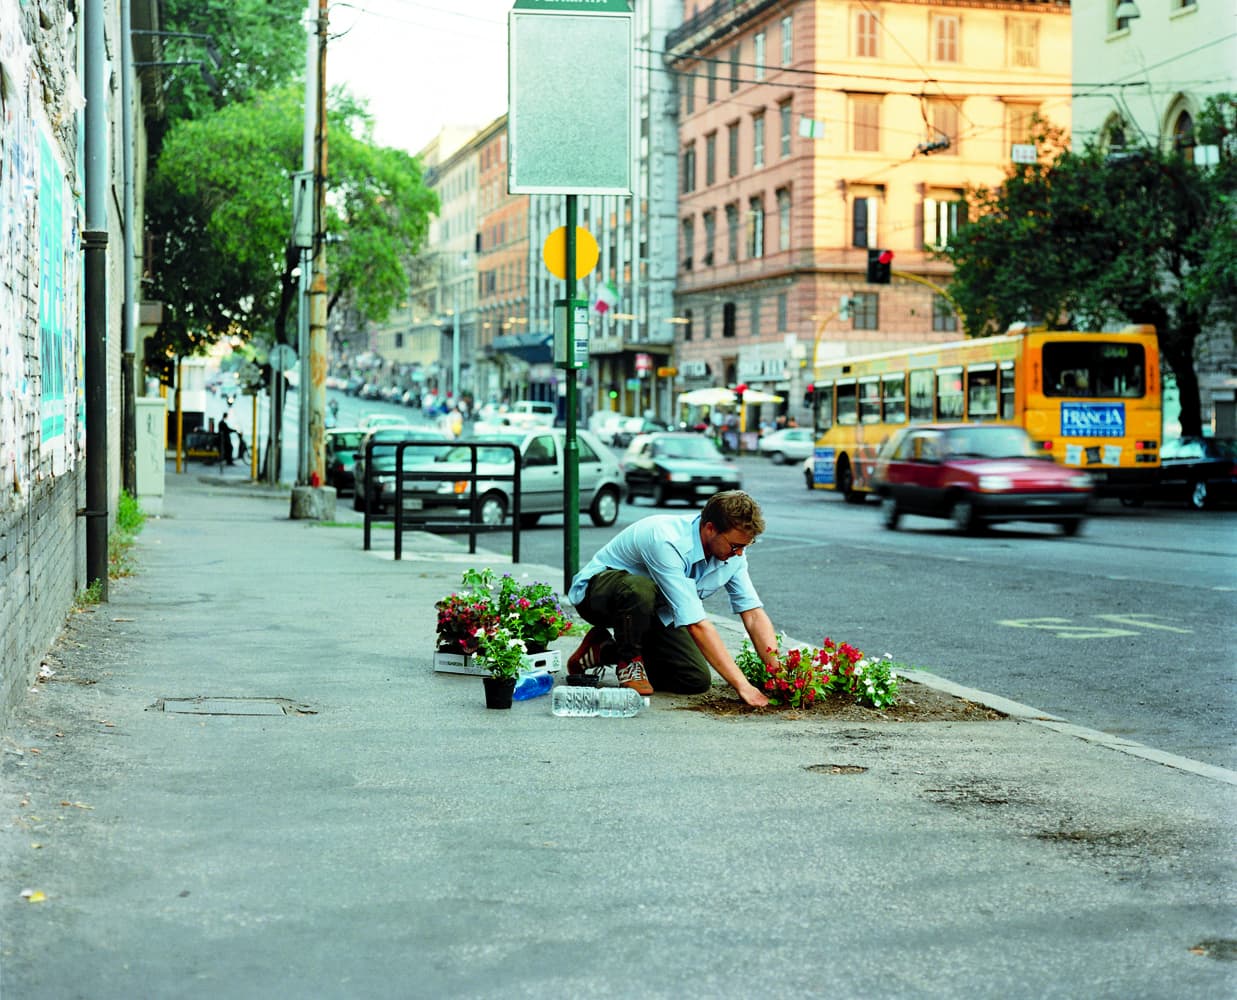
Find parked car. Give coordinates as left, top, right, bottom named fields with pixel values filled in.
left=352, top=427, right=452, bottom=513
left=358, top=413, right=412, bottom=431
left=757, top=426, right=814, bottom=464
left=609, top=416, right=669, bottom=449
left=621, top=432, right=741, bottom=506
left=506, top=400, right=557, bottom=428
left=1144, top=436, right=1237, bottom=510
left=394, top=428, right=624, bottom=527
left=872, top=424, right=1093, bottom=535
left=324, top=428, right=364, bottom=495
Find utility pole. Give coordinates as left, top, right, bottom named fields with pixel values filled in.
left=307, top=0, right=329, bottom=486
left=83, top=0, right=109, bottom=597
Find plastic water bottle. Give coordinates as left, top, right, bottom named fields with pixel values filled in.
left=512, top=669, right=554, bottom=701
left=551, top=686, right=648, bottom=717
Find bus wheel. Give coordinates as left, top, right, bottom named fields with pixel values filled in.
left=1059, top=517, right=1083, bottom=537
left=880, top=496, right=900, bottom=530
left=837, top=460, right=863, bottom=503
left=951, top=496, right=979, bottom=534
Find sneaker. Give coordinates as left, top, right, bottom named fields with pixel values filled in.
left=567, top=626, right=617, bottom=676
left=616, top=657, right=653, bottom=696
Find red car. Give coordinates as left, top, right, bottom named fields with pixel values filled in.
left=872, top=424, right=1094, bottom=535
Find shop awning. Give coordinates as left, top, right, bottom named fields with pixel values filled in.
left=491, top=332, right=553, bottom=364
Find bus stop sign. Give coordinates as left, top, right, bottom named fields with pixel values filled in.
left=508, top=0, right=633, bottom=195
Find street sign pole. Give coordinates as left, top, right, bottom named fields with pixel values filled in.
left=564, top=195, right=579, bottom=592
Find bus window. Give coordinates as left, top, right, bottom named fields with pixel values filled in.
left=966, top=364, right=998, bottom=421
left=936, top=367, right=964, bottom=420
left=882, top=373, right=907, bottom=423
left=1043, top=342, right=1146, bottom=399
left=909, top=369, right=934, bottom=421
left=836, top=380, right=857, bottom=425
left=815, top=384, right=834, bottom=434
left=859, top=378, right=881, bottom=423
left=999, top=361, right=1015, bottom=419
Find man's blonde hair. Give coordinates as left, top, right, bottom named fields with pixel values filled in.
left=702, top=490, right=766, bottom=537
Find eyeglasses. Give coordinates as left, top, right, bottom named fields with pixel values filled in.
left=720, top=535, right=755, bottom=556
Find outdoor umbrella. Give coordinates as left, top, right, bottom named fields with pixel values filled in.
left=678, top=387, right=785, bottom=406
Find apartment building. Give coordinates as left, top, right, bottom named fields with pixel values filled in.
left=1071, top=0, right=1236, bottom=432
left=666, top=0, right=1071, bottom=419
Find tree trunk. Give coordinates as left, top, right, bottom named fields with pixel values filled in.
left=1161, top=331, right=1203, bottom=437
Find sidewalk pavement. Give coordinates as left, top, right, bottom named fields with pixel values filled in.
left=2, top=468, right=1234, bottom=999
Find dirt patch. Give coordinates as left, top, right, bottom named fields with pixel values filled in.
left=683, top=678, right=1007, bottom=722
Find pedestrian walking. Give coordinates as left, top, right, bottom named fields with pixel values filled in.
left=218, top=414, right=235, bottom=465
left=565, top=490, right=776, bottom=707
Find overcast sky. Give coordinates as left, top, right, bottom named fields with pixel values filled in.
left=327, top=0, right=512, bottom=156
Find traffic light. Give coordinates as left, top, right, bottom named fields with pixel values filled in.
left=866, top=248, right=893, bottom=284
left=734, top=383, right=747, bottom=404
left=804, top=382, right=815, bottom=408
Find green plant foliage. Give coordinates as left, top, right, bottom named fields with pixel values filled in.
left=942, top=98, right=1237, bottom=437
left=736, top=634, right=899, bottom=710
left=145, top=85, right=437, bottom=363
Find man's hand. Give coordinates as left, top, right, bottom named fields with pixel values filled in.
left=737, top=681, right=770, bottom=708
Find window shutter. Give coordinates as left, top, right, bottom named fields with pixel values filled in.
left=924, top=198, right=939, bottom=248
left=867, top=198, right=879, bottom=248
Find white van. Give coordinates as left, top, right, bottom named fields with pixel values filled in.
left=507, top=400, right=557, bottom=428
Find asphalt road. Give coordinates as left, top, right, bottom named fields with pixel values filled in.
left=319, top=391, right=1237, bottom=770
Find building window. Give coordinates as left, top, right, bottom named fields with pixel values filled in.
left=681, top=142, right=696, bottom=194
left=932, top=294, right=957, bottom=332
left=1007, top=102, right=1040, bottom=146
left=754, top=31, right=766, bottom=81
left=1172, top=109, right=1195, bottom=159
left=777, top=291, right=788, bottom=331
left=683, top=308, right=693, bottom=342
left=725, top=202, right=740, bottom=262
left=707, top=59, right=717, bottom=103
left=750, top=298, right=761, bottom=337
left=723, top=301, right=737, bottom=338
left=682, top=69, right=695, bottom=115
left=777, top=188, right=791, bottom=251
left=753, top=112, right=765, bottom=168
left=781, top=14, right=793, bottom=66
left=727, top=121, right=740, bottom=177
left=851, top=291, right=879, bottom=330
left=852, top=96, right=881, bottom=152
left=703, top=210, right=716, bottom=267
left=779, top=100, right=793, bottom=157
left=855, top=10, right=879, bottom=58
left=924, top=194, right=967, bottom=249
left=1008, top=19, right=1038, bottom=67
left=1114, top=0, right=1136, bottom=30
left=929, top=99, right=959, bottom=155
left=852, top=196, right=879, bottom=248
left=681, top=217, right=694, bottom=270
left=933, top=15, right=960, bottom=63
left=729, top=44, right=741, bottom=92
left=395, top=332, right=404, bottom=348
left=748, top=197, right=765, bottom=259
left=705, top=131, right=717, bottom=185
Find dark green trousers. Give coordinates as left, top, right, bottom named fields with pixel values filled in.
left=574, top=569, right=711, bottom=694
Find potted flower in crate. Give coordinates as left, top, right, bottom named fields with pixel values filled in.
left=491, top=573, right=573, bottom=652
left=475, top=623, right=528, bottom=709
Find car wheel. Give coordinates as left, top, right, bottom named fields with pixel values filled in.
left=880, top=496, right=900, bottom=530
left=590, top=487, right=620, bottom=527
left=951, top=496, right=978, bottom=534
left=652, top=483, right=668, bottom=507
left=769, top=451, right=785, bottom=465
left=1059, top=518, right=1084, bottom=537
left=479, top=492, right=508, bottom=526
left=1189, top=481, right=1208, bottom=510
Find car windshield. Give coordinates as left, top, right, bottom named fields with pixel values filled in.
left=440, top=440, right=524, bottom=464
left=330, top=431, right=364, bottom=450
left=654, top=436, right=724, bottom=460
left=945, top=427, right=1039, bottom=459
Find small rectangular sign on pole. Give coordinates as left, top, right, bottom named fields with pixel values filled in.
left=508, top=0, right=633, bottom=195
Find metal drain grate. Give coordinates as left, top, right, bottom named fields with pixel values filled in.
left=152, top=697, right=314, bottom=716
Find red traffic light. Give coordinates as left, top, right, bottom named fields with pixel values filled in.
left=878, top=249, right=894, bottom=265
left=735, top=383, right=747, bottom=394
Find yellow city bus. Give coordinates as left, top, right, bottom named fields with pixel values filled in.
left=808, top=325, right=1161, bottom=500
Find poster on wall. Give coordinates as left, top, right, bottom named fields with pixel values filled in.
left=37, top=125, right=77, bottom=476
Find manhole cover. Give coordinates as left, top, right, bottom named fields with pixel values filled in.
left=804, top=763, right=869, bottom=775
left=152, top=697, right=314, bottom=716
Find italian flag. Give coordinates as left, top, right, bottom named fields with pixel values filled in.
left=594, top=280, right=619, bottom=315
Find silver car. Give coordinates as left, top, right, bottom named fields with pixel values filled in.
left=398, top=428, right=624, bottom=528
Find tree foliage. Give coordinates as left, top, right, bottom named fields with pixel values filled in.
left=942, top=97, right=1237, bottom=436
left=145, top=85, right=438, bottom=363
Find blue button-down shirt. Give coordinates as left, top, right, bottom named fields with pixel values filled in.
left=568, top=512, right=763, bottom=627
